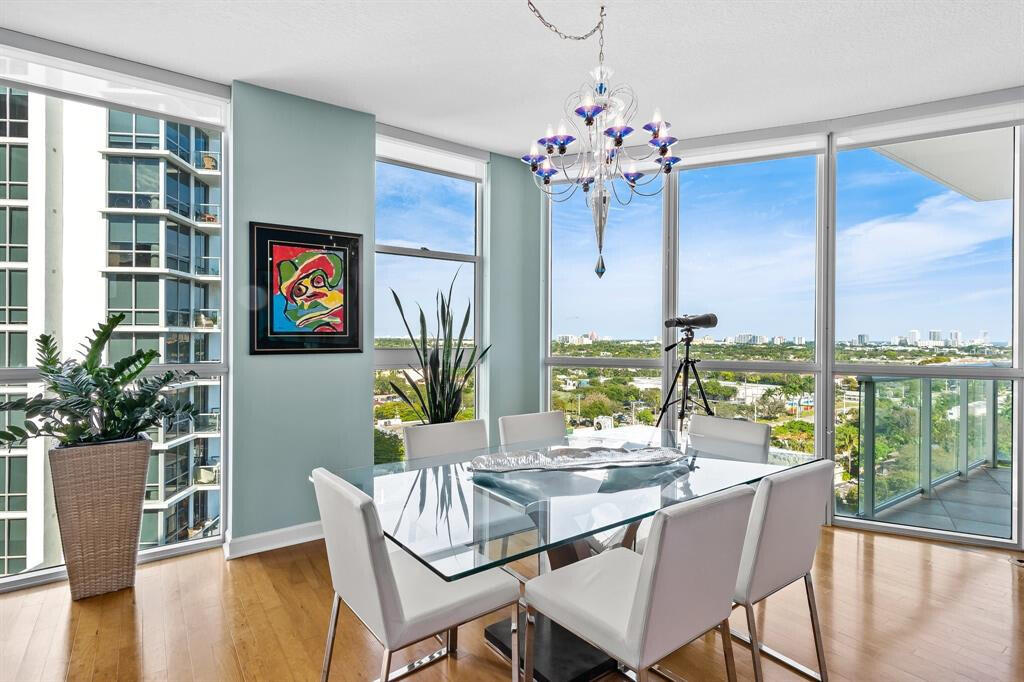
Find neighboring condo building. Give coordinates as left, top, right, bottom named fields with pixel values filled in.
left=0, top=90, right=223, bottom=577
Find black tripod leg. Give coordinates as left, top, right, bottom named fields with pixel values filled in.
left=656, top=359, right=686, bottom=428
left=678, top=359, right=691, bottom=422
left=690, top=362, right=714, bottom=415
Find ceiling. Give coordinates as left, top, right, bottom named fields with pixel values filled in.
left=1, top=0, right=1022, bottom=157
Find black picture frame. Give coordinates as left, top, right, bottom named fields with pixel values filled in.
left=249, top=221, right=363, bottom=354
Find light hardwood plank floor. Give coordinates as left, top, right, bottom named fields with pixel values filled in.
left=1, top=527, right=1022, bottom=681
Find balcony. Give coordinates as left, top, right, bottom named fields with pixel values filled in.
left=195, top=412, right=221, bottom=433
left=194, top=150, right=221, bottom=172
left=194, top=203, right=220, bottom=224
left=193, top=308, right=220, bottom=329
left=194, top=464, right=220, bottom=485
left=834, top=376, right=1012, bottom=538
left=195, top=256, right=221, bottom=276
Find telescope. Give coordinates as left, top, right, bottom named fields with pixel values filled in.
left=664, top=313, right=718, bottom=330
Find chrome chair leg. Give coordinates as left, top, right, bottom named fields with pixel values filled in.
left=447, top=626, right=459, bottom=657
left=720, top=619, right=737, bottom=682
left=380, top=649, right=393, bottom=682
left=522, top=606, right=536, bottom=682
left=744, top=603, right=765, bottom=682
left=321, top=593, right=341, bottom=682
left=510, top=602, right=521, bottom=682
left=804, top=573, right=829, bottom=682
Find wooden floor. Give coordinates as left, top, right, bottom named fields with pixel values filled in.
left=1, top=527, right=1022, bottom=681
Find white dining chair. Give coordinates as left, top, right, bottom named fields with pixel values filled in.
left=733, top=459, right=833, bottom=682
left=522, top=486, right=755, bottom=682
left=403, top=418, right=488, bottom=459
left=630, top=416, right=770, bottom=555
left=498, top=410, right=566, bottom=446
left=689, top=414, right=771, bottom=463
left=311, top=467, right=521, bottom=682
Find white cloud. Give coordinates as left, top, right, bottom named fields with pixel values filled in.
left=836, top=191, right=1012, bottom=289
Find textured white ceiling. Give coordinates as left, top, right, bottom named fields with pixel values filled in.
left=1, top=0, right=1022, bottom=157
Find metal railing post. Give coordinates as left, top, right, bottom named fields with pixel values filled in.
left=985, top=380, right=998, bottom=468
left=958, top=380, right=969, bottom=478
left=859, top=378, right=875, bottom=518
left=920, top=378, right=932, bottom=497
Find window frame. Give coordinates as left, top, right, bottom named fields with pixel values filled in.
left=0, top=87, right=29, bottom=138
left=372, top=157, right=484, bottom=371
left=0, top=144, right=28, bottom=200
left=541, top=118, right=1024, bottom=551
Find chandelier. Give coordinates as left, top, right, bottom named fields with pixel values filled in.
left=522, top=2, right=678, bottom=278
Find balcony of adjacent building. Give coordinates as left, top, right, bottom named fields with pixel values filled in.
left=834, top=376, right=1012, bottom=539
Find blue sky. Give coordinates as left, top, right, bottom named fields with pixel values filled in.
left=551, top=149, right=1012, bottom=343
left=376, top=148, right=1013, bottom=345
left=375, top=162, right=476, bottom=339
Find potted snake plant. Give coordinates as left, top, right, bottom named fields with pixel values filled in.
left=388, top=274, right=490, bottom=538
left=388, top=273, right=489, bottom=425
left=0, top=315, right=196, bottom=600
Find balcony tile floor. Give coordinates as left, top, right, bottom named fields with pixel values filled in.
left=877, top=464, right=1012, bottom=539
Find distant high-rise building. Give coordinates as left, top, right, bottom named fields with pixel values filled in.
left=981, top=330, right=990, bottom=345
left=735, top=333, right=755, bottom=344
left=754, top=335, right=768, bottom=344
left=771, top=335, right=785, bottom=345
left=0, top=92, right=224, bottom=577
left=949, top=330, right=961, bottom=346
left=857, top=334, right=870, bottom=345
left=908, top=329, right=921, bottom=345
left=929, top=330, right=942, bottom=343
left=891, top=335, right=908, bottom=346
left=585, top=330, right=599, bottom=341
left=794, top=336, right=805, bottom=345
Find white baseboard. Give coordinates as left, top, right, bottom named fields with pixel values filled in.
left=223, top=520, right=323, bottom=560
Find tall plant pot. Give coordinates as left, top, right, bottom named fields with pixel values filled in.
left=48, top=436, right=151, bottom=600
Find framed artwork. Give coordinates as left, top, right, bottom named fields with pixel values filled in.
left=250, top=221, right=363, bottom=354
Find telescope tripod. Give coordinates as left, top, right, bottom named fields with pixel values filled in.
left=655, top=327, right=714, bottom=428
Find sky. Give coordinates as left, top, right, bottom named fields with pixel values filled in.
left=375, top=162, right=477, bottom=338
left=551, top=139, right=1013, bottom=343
left=375, top=138, right=1014, bottom=345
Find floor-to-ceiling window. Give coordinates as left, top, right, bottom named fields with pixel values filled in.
left=548, top=179, right=663, bottom=435
left=677, top=154, right=819, bottom=453
left=0, top=73, right=229, bottom=586
left=832, top=127, right=1015, bottom=538
left=542, top=115, right=1021, bottom=548
left=372, top=148, right=483, bottom=463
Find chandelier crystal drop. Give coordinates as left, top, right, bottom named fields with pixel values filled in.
left=522, top=3, right=679, bottom=277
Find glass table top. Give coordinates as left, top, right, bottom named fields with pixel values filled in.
left=321, top=426, right=817, bottom=581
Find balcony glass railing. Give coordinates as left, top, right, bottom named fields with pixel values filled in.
left=194, top=150, right=221, bottom=171
left=195, top=412, right=221, bottom=433
left=194, top=203, right=220, bottom=224
left=194, top=464, right=220, bottom=485
left=193, top=308, right=220, bottom=329
left=833, top=375, right=1013, bottom=539
left=195, top=256, right=221, bottom=276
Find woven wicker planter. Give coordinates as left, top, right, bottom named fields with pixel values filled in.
left=49, top=436, right=151, bottom=600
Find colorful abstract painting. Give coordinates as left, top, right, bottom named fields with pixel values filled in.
left=250, top=222, right=362, bottom=353
left=271, top=244, right=346, bottom=333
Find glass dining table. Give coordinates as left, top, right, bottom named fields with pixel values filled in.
left=320, top=426, right=817, bottom=682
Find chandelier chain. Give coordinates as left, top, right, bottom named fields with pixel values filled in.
left=526, top=1, right=606, bottom=64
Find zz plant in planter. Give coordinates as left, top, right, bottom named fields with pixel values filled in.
left=0, top=314, right=197, bottom=600
left=0, top=313, right=196, bottom=446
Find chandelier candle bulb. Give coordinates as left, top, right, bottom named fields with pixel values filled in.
left=521, top=143, right=546, bottom=171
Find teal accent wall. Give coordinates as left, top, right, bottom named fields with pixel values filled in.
left=482, top=153, right=545, bottom=444
left=229, top=82, right=375, bottom=537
